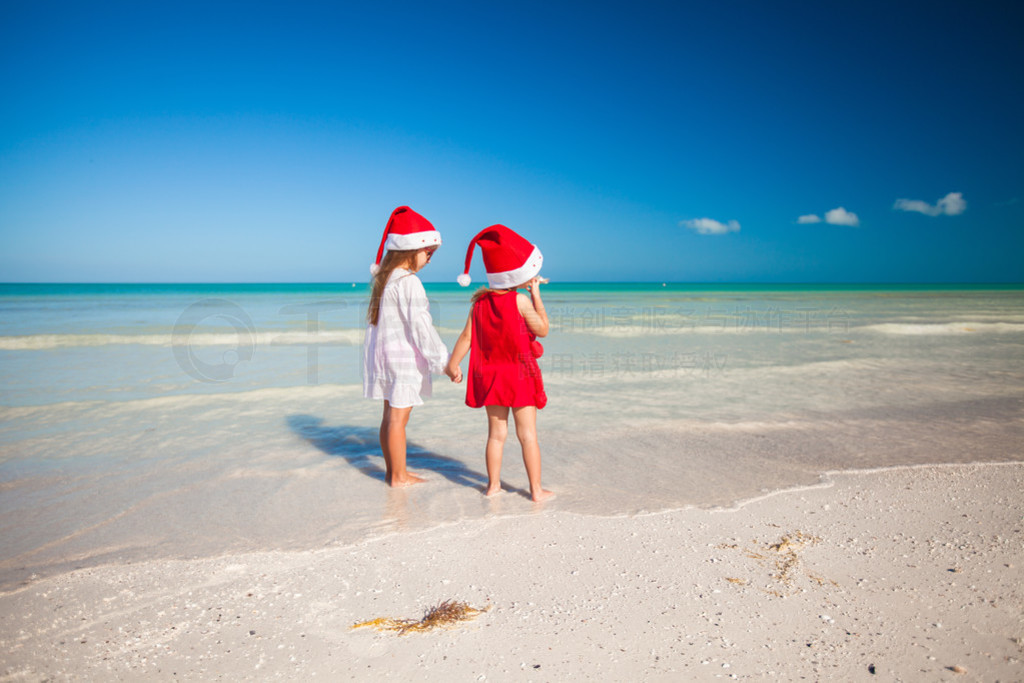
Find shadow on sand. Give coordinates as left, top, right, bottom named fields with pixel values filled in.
left=287, top=414, right=489, bottom=491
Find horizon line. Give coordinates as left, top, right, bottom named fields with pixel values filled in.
left=2, top=280, right=1023, bottom=287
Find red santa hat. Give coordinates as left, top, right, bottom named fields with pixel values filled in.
left=370, top=206, right=442, bottom=275
left=457, top=224, right=543, bottom=288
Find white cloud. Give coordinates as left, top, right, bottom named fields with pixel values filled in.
left=824, top=207, right=860, bottom=226
left=893, top=191, right=966, bottom=216
left=796, top=208, right=858, bottom=226
left=892, top=199, right=935, bottom=215
left=681, top=217, right=741, bottom=235
left=937, top=192, right=966, bottom=215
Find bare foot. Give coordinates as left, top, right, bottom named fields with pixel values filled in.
left=531, top=488, right=555, bottom=502
left=484, top=485, right=503, bottom=496
left=389, top=472, right=426, bottom=487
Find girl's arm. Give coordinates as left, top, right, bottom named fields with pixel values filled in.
left=446, top=313, right=472, bottom=383
left=516, top=277, right=549, bottom=337
left=400, top=276, right=449, bottom=374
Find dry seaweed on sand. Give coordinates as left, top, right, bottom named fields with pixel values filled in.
left=722, top=530, right=825, bottom=595
left=352, top=600, right=489, bottom=635
left=762, top=530, right=820, bottom=584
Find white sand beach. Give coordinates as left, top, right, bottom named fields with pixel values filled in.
left=2, top=462, right=1021, bottom=681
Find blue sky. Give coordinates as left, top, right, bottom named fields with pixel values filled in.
left=1, top=1, right=1022, bottom=283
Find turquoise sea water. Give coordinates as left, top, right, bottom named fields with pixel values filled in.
left=1, top=283, right=1023, bottom=590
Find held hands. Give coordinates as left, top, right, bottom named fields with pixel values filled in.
left=445, top=363, right=463, bottom=383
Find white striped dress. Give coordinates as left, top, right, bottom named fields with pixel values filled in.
left=362, top=268, right=449, bottom=408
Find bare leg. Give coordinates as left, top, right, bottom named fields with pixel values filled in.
left=379, top=401, right=424, bottom=487
left=379, top=402, right=391, bottom=482
left=484, top=406, right=510, bottom=495
left=512, top=406, right=554, bottom=502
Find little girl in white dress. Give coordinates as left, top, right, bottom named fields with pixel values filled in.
left=363, top=206, right=456, bottom=486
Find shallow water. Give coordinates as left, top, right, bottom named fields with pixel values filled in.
left=1, top=283, right=1022, bottom=590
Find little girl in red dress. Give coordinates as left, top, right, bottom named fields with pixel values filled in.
left=447, top=225, right=554, bottom=502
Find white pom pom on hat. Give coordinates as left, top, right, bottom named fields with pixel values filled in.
left=457, top=224, right=543, bottom=289
left=370, top=206, right=442, bottom=275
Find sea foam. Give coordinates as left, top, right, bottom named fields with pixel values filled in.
left=0, top=329, right=365, bottom=350
left=861, top=321, right=1024, bottom=335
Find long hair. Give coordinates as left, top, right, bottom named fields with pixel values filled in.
left=367, top=250, right=418, bottom=325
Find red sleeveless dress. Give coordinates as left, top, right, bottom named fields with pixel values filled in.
left=467, top=291, right=547, bottom=409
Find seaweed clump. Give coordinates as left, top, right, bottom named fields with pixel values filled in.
left=352, top=600, right=489, bottom=635
left=720, top=530, right=831, bottom=596
left=765, top=531, right=819, bottom=584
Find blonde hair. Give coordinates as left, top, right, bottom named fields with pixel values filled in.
left=470, top=286, right=517, bottom=304
left=367, top=250, right=418, bottom=325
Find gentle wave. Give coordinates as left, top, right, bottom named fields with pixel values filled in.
left=0, top=329, right=366, bottom=350
left=577, top=320, right=1024, bottom=338
left=0, top=383, right=365, bottom=418
left=576, top=324, right=840, bottom=338
left=861, top=322, right=1024, bottom=335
